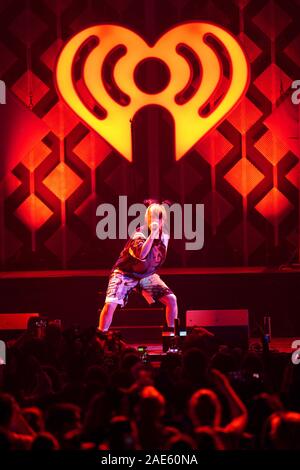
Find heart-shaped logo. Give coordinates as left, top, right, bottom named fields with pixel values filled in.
left=56, top=23, right=249, bottom=161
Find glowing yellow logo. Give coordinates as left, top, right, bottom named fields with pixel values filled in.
left=56, top=23, right=249, bottom=161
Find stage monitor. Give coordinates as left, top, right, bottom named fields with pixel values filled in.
left=186, top=309, right=249, bottom=349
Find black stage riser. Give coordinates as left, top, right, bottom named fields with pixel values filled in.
left=0, top=270, right=299, bottom=336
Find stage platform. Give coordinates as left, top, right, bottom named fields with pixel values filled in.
left=0, top=266, right=276, bottom=278
left=132, top=337, right=298, bottom=355
left=129, top=338, right=296, bottom=375
left=0, top=267, right=300, bottom=337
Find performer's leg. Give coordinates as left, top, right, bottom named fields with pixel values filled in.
left=98, top=270, right=138, bottom=332
left=159, top=294, right=178, bottom=328
left=98, top=302, right=118, bottom=332
left=139, top=273, right=178, bottom=328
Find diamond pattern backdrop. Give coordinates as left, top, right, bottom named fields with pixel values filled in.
left=0, top=0, right=300, bottom=269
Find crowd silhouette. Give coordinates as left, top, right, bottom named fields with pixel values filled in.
left=0, top=322, right=300, bottom=450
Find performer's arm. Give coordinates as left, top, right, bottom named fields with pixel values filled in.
left=139, top=222, right=160, bottom=259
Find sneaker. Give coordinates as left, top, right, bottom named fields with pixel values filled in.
left=95, top=328, right=108, bottom=340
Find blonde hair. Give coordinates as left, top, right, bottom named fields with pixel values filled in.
left=145, top=203, right=167, bottom=226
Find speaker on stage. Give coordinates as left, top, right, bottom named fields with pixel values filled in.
left=110, top=307, right=165, bottom=344
left=186, top=309, right=249, bottom=349
left=0, top=313, right=40, bottom=341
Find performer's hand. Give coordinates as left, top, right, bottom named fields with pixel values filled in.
left=149, top=221, right=160, bottom=239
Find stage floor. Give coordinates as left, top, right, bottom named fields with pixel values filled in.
left=132, top=337, right=297, bottom=355
left=1, top=266, right=299, bottom=279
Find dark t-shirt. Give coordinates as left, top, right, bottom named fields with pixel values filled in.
left=113, top=226, right=169, bottom=279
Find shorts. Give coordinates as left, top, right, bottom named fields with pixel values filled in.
left=105, top=269, right=174, bottom=307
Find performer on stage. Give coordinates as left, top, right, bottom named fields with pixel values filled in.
left=97, top=201, right=178, bottom=334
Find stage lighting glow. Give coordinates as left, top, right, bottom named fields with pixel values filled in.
left=56, top=23, right=249, bottom=162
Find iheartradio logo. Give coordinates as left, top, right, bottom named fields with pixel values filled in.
left=55, top=22, right=250, bottom=162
